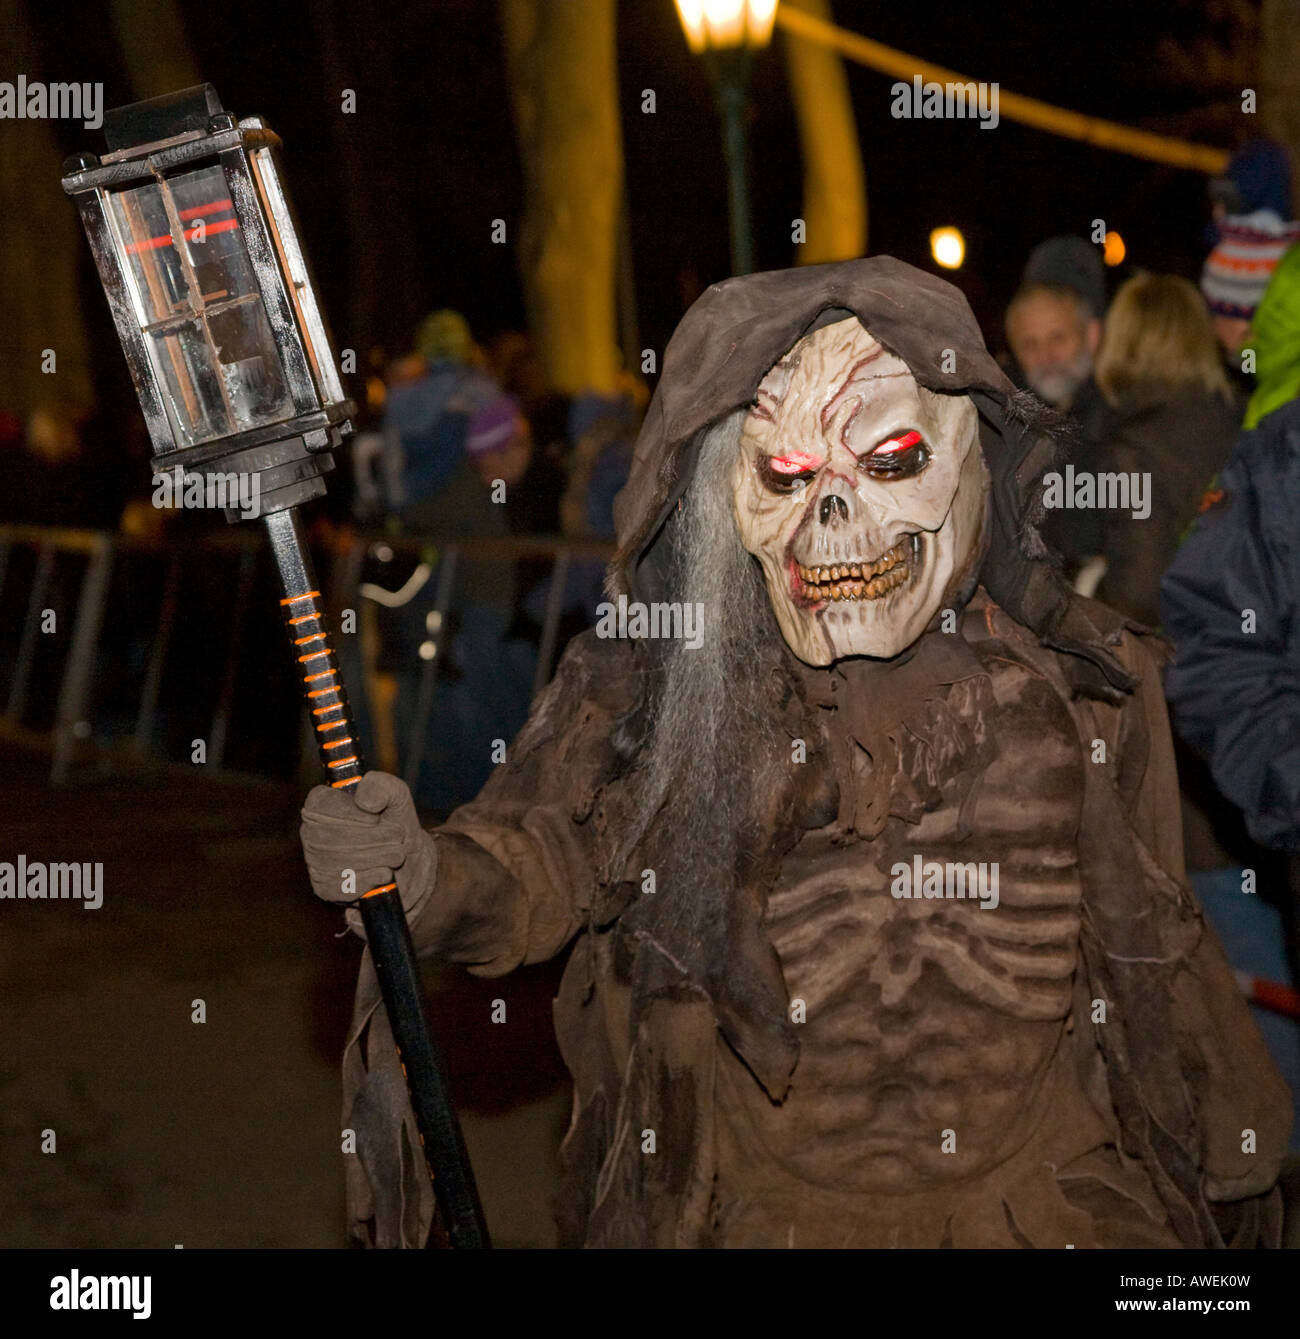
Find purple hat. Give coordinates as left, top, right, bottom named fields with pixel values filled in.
left=465, top=395, right=524, bottom=457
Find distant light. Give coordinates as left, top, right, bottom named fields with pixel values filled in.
left=930, top=227, right=965, bottom=270
left=746, top=0, right=778, bottom=46
left=674, top=0, right=777, bottom=53
left=418, top=641, right=437, bottom=661
left=1103, top=230, right=1126, bottom=267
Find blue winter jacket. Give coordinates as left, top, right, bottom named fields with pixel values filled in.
left=1161, top=398, right=1300, bottom=851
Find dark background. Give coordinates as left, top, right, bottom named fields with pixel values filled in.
left=30, top=0, right=1254, bottom=385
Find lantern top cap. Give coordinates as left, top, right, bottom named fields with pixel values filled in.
left=103, top=82, right=225, bottom=153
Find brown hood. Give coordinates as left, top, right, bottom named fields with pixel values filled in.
left=610, top=255, right=1136, bottom=696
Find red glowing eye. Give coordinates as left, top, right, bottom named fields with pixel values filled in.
left=769, top=450, right=823, bottom=475
left=872, top=430, right=923, bottom=456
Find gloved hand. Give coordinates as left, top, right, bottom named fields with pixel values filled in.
left=299, top=771, right=437, bottom=937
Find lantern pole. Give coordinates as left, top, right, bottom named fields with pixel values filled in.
left=61, top=86, right=489, bottom=1250
left=264, top=508, right=489, bottom=1250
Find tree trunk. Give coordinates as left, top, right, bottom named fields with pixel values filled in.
left=782, top=0, right=866, bottom=263
left=499, top=0, right=623, bottom=393
left=0, top=0, right=93, bottom=418
left=1261, top=0, right=1300, bottom=216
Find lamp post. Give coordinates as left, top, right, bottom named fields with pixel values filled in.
left=675, top=0, right=778, bottom=276
left=62, top=84, right=488, bottom=1249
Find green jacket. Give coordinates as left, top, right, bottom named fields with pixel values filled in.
left=1245, top=241, right=1300, bottom=428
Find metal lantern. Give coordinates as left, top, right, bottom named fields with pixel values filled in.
left=62, top=82, right=352, bottom=516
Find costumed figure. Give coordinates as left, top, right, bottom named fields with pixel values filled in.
left=301, top=257, right=1290, bottom=1248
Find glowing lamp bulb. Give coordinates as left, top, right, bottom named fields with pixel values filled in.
left=930, top=227, right=965, bottom=270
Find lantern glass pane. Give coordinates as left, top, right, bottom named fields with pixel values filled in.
left=207, top=302, right=293, bottom=427
left=148, top=320, right=233, bottom=447
left=108, top=182, right=192, bottom=325
left=249, top=147, right=344, bottom=408
left=105, top=164, right=296, bottom=448
left=168, top=166, right=260, bottom=306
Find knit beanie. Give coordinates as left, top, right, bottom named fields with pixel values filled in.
left=416, top=309, right=473, bottom=363
left=1210, top=139, right=1294, bottom=219
left=1200, top=211, right=1300, bottom=320
left=1023, top=235, right=1107, bottom=317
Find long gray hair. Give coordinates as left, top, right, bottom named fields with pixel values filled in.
left=616, top=410, right=791, bottom=923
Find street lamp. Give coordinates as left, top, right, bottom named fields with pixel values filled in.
left=675, top=0, right=778, bottom=276
left=62, top=84, right=488, bottom=1249
left=930, top=226, right=965, bottom=270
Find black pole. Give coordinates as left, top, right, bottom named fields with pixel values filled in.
left=707, top=47, right=755, bottom=277
left=264, top=507, right=490, bottom=1250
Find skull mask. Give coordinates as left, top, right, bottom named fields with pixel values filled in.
left=731, top=316, right=991, bottom=666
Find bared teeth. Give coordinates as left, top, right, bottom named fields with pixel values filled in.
left=794, top=538, right=913, bottom=601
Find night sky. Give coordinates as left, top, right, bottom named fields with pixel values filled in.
left=34, top=0, right=1253, bottom=386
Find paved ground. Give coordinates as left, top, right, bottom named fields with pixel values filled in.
left=0, top=745, right=570, bottom=1248
left=7, top=741, right=1299, bottom=1251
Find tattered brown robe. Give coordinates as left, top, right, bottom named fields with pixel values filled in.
left=339, top=258, right=1290, bottom=1248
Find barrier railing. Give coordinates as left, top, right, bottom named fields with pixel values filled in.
left=0, top=523, right=615, bottom=788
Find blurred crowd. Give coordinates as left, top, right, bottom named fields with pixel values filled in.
left=1001, top=137, right=1300, bottom=1148
left=335, top=308, right=646, bottom=814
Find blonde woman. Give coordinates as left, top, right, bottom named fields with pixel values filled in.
left=1093, top=273, right=1241, bottom=627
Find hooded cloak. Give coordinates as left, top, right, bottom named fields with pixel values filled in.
left=339, top=257, right=1290, bottom=1248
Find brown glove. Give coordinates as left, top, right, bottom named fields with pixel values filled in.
left=299, top=770, right=436, bottom=937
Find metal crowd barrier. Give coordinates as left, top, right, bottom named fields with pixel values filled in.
left=0, top=523, right=614, bottom=787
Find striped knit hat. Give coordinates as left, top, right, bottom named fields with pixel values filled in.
left=1201, top=210, right=1300, bottom=320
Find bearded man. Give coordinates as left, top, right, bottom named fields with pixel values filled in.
left=301, top=257, right=1289, bottom=1249
left=1003, top=278, right=1111, bottom=579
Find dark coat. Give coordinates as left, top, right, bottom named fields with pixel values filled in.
left=1162, top=397, right=1300, bottom=851
left=1097, top=385, right=1240, bottom=629
left=1039, top=376, right=1114, bottom=567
